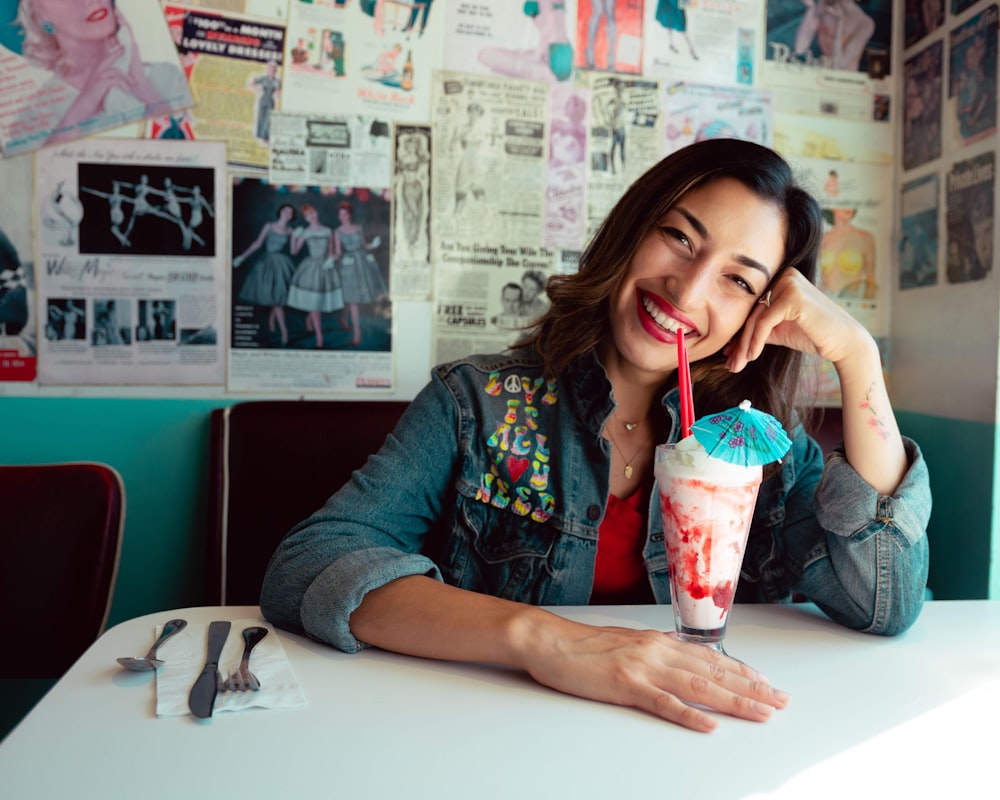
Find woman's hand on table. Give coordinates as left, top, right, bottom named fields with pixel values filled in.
left=518, top=613, right=791, bottom=733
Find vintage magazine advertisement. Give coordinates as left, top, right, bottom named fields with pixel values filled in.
left=391, top=123, right=433, bottom=300
left=792, top=155, right=891, bottom=336
left=281, top=0, right=444, bottom=123
left=643, top=0, right=763, bottom=86
left=0, top=0, right=193, bottom=156
left=947, top=4, right=998, bottom=151
left=761, top=0, right=893, bottom=122
left=268, top=111, right=393, bottom=189
left=34, top=139, right=227, bottom=385
left=432, top=242, right=557, bottom=365
left=574, top=0, right=643, bottom=74
left=228, top=175, right=394, bottom=392
left=0, top=153, right=37, bottom=382
left=899, top=173, right=939, bottom=290
left=544, top=81, right=590, bottom=251
left=149, top=5, right=286, bottom=171
left=431, top=70, right=550, bottom=248
left=442, top=0, right=580, bottom=84
left=903, top=40, right=943, bottom=171
left=661, top=82, right=773, bottom=157
left=584, top=73, right=661, bottom=241
left=945, top=151, right=994, bottom=284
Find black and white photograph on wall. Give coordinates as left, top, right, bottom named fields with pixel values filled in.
left=45, top=298, right=86, bottom=342
left=393, top=125, right=431, bottom=264
left=946, top=150, right=994, bottom=284
left=230, top=176, right=392, bottom=352
left=77, top=164, right=216, bottom=257
left=136, top=299, right=177, bottom=342
left=91, top=299, right=132, bottom=346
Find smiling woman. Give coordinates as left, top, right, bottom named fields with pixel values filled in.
left=261, top=139, right=931, bottom=735
left=7, top=0, right=190, bottom=148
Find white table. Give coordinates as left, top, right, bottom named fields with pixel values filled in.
left=1, top=601, right=997, bottom=799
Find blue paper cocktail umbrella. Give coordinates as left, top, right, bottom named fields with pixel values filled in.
left=691, top=399, right=792, bottom=466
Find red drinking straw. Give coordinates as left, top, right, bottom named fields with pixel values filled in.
left=677, top=332, right=694, bottom=438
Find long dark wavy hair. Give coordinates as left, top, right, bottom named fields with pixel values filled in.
left=514, top=139, right=824, bottom=436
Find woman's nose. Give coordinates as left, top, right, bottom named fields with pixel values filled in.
left=669, top=260, right=714, bottom=309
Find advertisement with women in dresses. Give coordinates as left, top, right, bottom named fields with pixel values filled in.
left=33, top=138, right=228, bottom=385
left=0, top=0, right=193, bottom=156
left=228, top=176, right=394, bottom=393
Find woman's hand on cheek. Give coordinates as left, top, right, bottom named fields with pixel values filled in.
left=725, top=267, right=869, bottom=372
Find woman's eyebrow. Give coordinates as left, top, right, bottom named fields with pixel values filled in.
left=675, top=206, right=773, bottom=281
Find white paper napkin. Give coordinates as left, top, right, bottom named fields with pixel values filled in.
left=154, top=618, right=307, bottom=717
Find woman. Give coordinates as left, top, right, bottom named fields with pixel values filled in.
left=251, top=61, right=280, bottom=141
left=285, top=203, right=343, bottom=349
left=452, top=102, right=490, bottom=214
left=819, top=207, right=877, bottom=299
left=233, top=204, right=297, bottom=346
left=14, top=0, right=189, bottom=147
left=794, top=0, right=875, bottom=72
left=333, top=202, right=386, bottom=347
left=397, top=135, right=429, bottom=251
left=262, top=140, right=930, bottom=733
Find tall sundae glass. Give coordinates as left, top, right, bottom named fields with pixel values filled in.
left=656, top=341, right=793, bottom=653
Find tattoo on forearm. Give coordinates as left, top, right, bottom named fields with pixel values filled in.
left=859, top=384, right=890, bottom=441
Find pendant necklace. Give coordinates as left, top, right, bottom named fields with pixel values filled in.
left=614, top=410, right=640, bottom=432
left=606, top=426, right=650, bottom=480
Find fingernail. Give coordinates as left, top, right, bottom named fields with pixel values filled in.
left=772, top=689, right=791, bottom=703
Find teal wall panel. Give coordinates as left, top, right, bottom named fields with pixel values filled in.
left=0, top=397, right=233, bottom=625
left=896, top=410, right=994, bottom=600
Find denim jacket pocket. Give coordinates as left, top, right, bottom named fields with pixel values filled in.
left=448, top=492, right=556, bottom=603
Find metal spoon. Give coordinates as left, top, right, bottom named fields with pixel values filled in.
left=116, top=618, right=188, bottom=671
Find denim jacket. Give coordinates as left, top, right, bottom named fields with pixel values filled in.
left=261, top=351, right=931, bottom=652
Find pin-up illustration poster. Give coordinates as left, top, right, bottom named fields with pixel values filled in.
left=644, top=0, right=762, bottom=86
left=442, top=0, right=580, bottom=83
left=762, top=0, right=893, bottom=92
left=948, top=4, right=998, bottom=149
left=574, top=0, right=642, bottom=74
left=282, top=0, right=444, bottom=122
left=0, top=154, right=36, bottom=382
left=904, top=0, right=944, bottom=50
left=899, top=173, right=939, bottom=290
left=0, top=0, right=193, bottom=156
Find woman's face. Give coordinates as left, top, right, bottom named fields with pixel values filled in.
left=35, top=0, right=117, bottom=40
left=278, top=206, right=294, bottom=222
left=604, top=177, right=786, bottom=379
left=338, top=207, right=352, bottom=224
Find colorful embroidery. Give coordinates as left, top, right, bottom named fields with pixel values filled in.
left=478, top=370, right=558, bottom=521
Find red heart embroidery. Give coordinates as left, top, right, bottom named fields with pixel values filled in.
left=507, top=457, right=529, bottom=482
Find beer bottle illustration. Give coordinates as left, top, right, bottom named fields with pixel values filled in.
left=401, top=50, right=414, bottom=91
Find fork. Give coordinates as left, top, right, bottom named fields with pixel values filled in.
left=221, top=626, right=269, bottom=692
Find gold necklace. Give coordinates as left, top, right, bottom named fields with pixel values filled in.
left=614, top=410, right=640, bottom=432
left=606, top=426, right=650, bottom=480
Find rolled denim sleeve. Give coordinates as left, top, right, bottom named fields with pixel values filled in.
left=788, top=436, right=931, bottom=635
left=261, top=373, right=459, bottom=652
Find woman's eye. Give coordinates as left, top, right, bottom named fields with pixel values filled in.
left=660, top=226, right=691, bottom=249
left=731, top=276, right=755, bottom=295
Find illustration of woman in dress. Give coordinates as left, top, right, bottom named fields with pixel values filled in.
left=820, top=207, right=877, bottom=299
left=549, top=91, right=587, bottom=167
left=286, top=204, right=343, bottom=349
left=655, top=0, right=698, bottom=60
left=585, top=0, right=617, bottom=70
left=333, top=202, right=386, bottom=348
left=397, top=134, right=430, bottom=252
left=452, top=102, right=491, bottom=214
left=13, top=0, right=190, bottom=147
left=477, top=0, right=574, bottom=82
left=251, top=61, right=281, bottom=141
left=233, top=203, right=297, bottom=346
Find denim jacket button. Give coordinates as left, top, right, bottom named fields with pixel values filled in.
left=586, top=504, right=602, bottom=521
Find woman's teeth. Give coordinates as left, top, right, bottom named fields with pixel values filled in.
left=642, top=294, right=688, bottom=335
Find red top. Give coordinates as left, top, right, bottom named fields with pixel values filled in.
left=591, top=481, right=654, bottom=604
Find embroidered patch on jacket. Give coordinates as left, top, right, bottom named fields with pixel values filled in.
left=477, top=372, right=557, bottom=523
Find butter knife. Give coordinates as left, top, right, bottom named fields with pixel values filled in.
left=188, top=620, right=231, bottom=719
